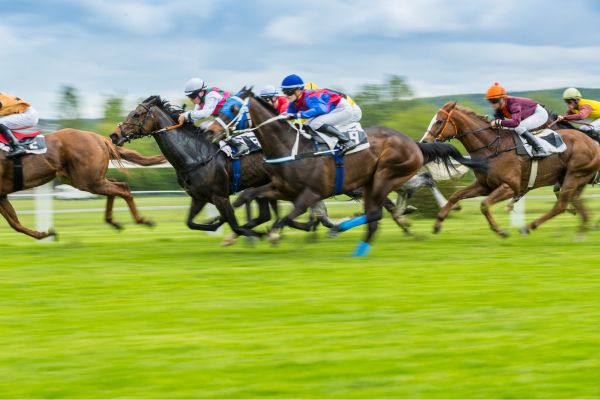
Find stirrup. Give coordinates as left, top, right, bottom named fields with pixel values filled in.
left=7, top=147, right=27, bottom=159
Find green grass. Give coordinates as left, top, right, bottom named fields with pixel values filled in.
left=1, top=190, right=600, bottom=398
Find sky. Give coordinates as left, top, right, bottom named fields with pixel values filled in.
left=2, top=0, right=600, bottom=118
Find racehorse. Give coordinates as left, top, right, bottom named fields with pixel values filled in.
left=0, top=129, right=165, bottom=239
left=207, top=88, right=488, bottom=255
left=420, top=102, right=600, bottom=237
left=111, top=96, right=333, bottom=241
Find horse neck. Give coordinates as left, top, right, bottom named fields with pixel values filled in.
left=247, top=100, right=307, bottom=157
left=150, top=107, right=216, bottom=170
left=453, top=111, right=499, bottom=155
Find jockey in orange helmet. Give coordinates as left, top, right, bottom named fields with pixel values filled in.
left=0, top=91, right=38, bottom=158
left=486, top=82, right=547, bottom=155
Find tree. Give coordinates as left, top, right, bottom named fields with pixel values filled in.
left=385, top=74, right=413, bottom=101
left=56, top=85, right=86, bottom=129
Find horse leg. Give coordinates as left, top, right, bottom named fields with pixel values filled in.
left=240, top=198, right=271, bottom=230
left=0, top=196, right=55, bottom=240
left=383, top=197, right=411, bottom=234
left=104, top=196, right=123, bottom=230
left=311, top=201, right=334, bottom=229
left=434, top=181, right=490, bottom=234
left=187, top=197, right=225, bottom=231
left=570, top=186, right=589, bottom=240
left=480, top=183, right=516, bottom=237
left=267, top=188, right=322, bottom=245
left=521, top=173, right=590, bottom=234
left=90, top=180, right=154, bottom=227
left=212, top=195, right=261, bottom=238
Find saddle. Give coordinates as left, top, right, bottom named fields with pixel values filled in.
left=0, top=129, right=48, bottom=155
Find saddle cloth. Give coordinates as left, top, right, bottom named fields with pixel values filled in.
left=513, top=129, right=566, bottom=158
left=218, top=132, right=261, bottom=158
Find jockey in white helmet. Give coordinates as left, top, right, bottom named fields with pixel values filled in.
left=178, top=78, right=249, bottom=157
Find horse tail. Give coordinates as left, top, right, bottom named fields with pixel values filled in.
left=101, top=136, right=166, bottom=167
left=416, top=142, right=488, bottom=174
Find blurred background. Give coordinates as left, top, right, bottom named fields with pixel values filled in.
left=2, top=1, right=600, bottom=398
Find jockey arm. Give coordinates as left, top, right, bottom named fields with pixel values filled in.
left=295, top=92, right=329, bottom=119
left=564, top=104, right=592, bottom=120
left=188, top=91, right=221, bottom=120
left=499, top=104, right=522, bottom=128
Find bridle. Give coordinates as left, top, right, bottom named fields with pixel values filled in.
left=116, top=102, right=182, bottom=143
left=428, top=107, right=514, bottom=156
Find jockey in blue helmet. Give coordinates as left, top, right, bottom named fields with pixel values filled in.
left=281, top=74, right=359, bottom=154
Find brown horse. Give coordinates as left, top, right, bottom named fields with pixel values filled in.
left=420, top=102, right=600, bottom=237
left=0, top=129, right=165, bottom=239
left=207, top=88, right=488, bottom=255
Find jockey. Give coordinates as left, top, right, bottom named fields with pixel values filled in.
left=281, top=74, right=360, bottom=154
left=178, top=78, right=248, bottom=157
left=258, top=85, right=289, bottom=114
left=486, top=82, right=546, bottom=155
left=557, top=88, right=600, bottom=141
left=0, top=91, right=38, bottom=158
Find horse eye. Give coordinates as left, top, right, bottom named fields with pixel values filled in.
left=435, top=120, right=442, bottom=125
left=133, top=113, right=140, bottom=118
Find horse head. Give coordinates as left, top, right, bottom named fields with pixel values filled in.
left=420, top=101, right=458, bottom=143
left=111, top=95, right=187, bottom=146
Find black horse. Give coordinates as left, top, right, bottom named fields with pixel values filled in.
left=111, top=95, right=277, bottom=238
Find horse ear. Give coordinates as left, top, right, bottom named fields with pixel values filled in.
left=444, top=101, right=457, bottom=110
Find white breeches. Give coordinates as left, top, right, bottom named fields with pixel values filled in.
left=576, top=117, right=600, bottom=131
left=0, top=107, right=39, bottom=130
left=514, top=105, right=548, bottom=134
left=306, top=98, right=357, bottom=130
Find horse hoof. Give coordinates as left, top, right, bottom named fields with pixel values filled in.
left=109, top=222, right=124, bottom=230
left=432, top=225, right=441, bottom=234
left=143, top=219, right=156, bottom=228
left=519, top=227, right=530, bottom=235
left=267, top=231, right=281, bottom=245
left=497, top=229, right=510, bottom=238
left=326, top=227, right=340, bottom=238
left=221, top=233, right=238, bottom=247
left=352, top=241, right=371, bottom=257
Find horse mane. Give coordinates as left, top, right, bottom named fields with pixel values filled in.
left=455, top=105, right=490, bottom=124
left=142, top=95, right=198, bottom=131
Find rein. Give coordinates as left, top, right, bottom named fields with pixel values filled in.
left=118, top=102, right=221, bottom=170
left=432, top=107, right=516, bottom=157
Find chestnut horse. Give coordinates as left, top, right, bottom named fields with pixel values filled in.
left=420, top=102, right=600, bottom=237
left=208, top=88, right=488, bottom=255
left=0, top=129, right=165, bottom=239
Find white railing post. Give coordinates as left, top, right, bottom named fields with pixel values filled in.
left=510, top=196, right=526, bottom=227
left=34, top=181, right=54, bottom=242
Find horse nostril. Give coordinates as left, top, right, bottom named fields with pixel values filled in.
left=109, top=133, right=119, bottom=143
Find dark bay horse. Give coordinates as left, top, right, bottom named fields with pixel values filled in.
left=207, top=88, right=488, bottom=255
left=1, top=129, right=165, bottom=239
left=420, top=102, right=600, bottom=237
left=112, top=96, right=334, bottom=241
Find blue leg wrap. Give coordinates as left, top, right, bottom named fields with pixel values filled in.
left=352, top=241, right=371, bottom=257
left=338, top=215, right=368, bottom=232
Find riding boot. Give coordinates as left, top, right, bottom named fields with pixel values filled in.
left=317, top=124, right=356, bottom=154
left=229, top=138, right=249, bottom=158
left=0, top=124, right=27, bottom=159
left=520, top=130, right=544, bottom=155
